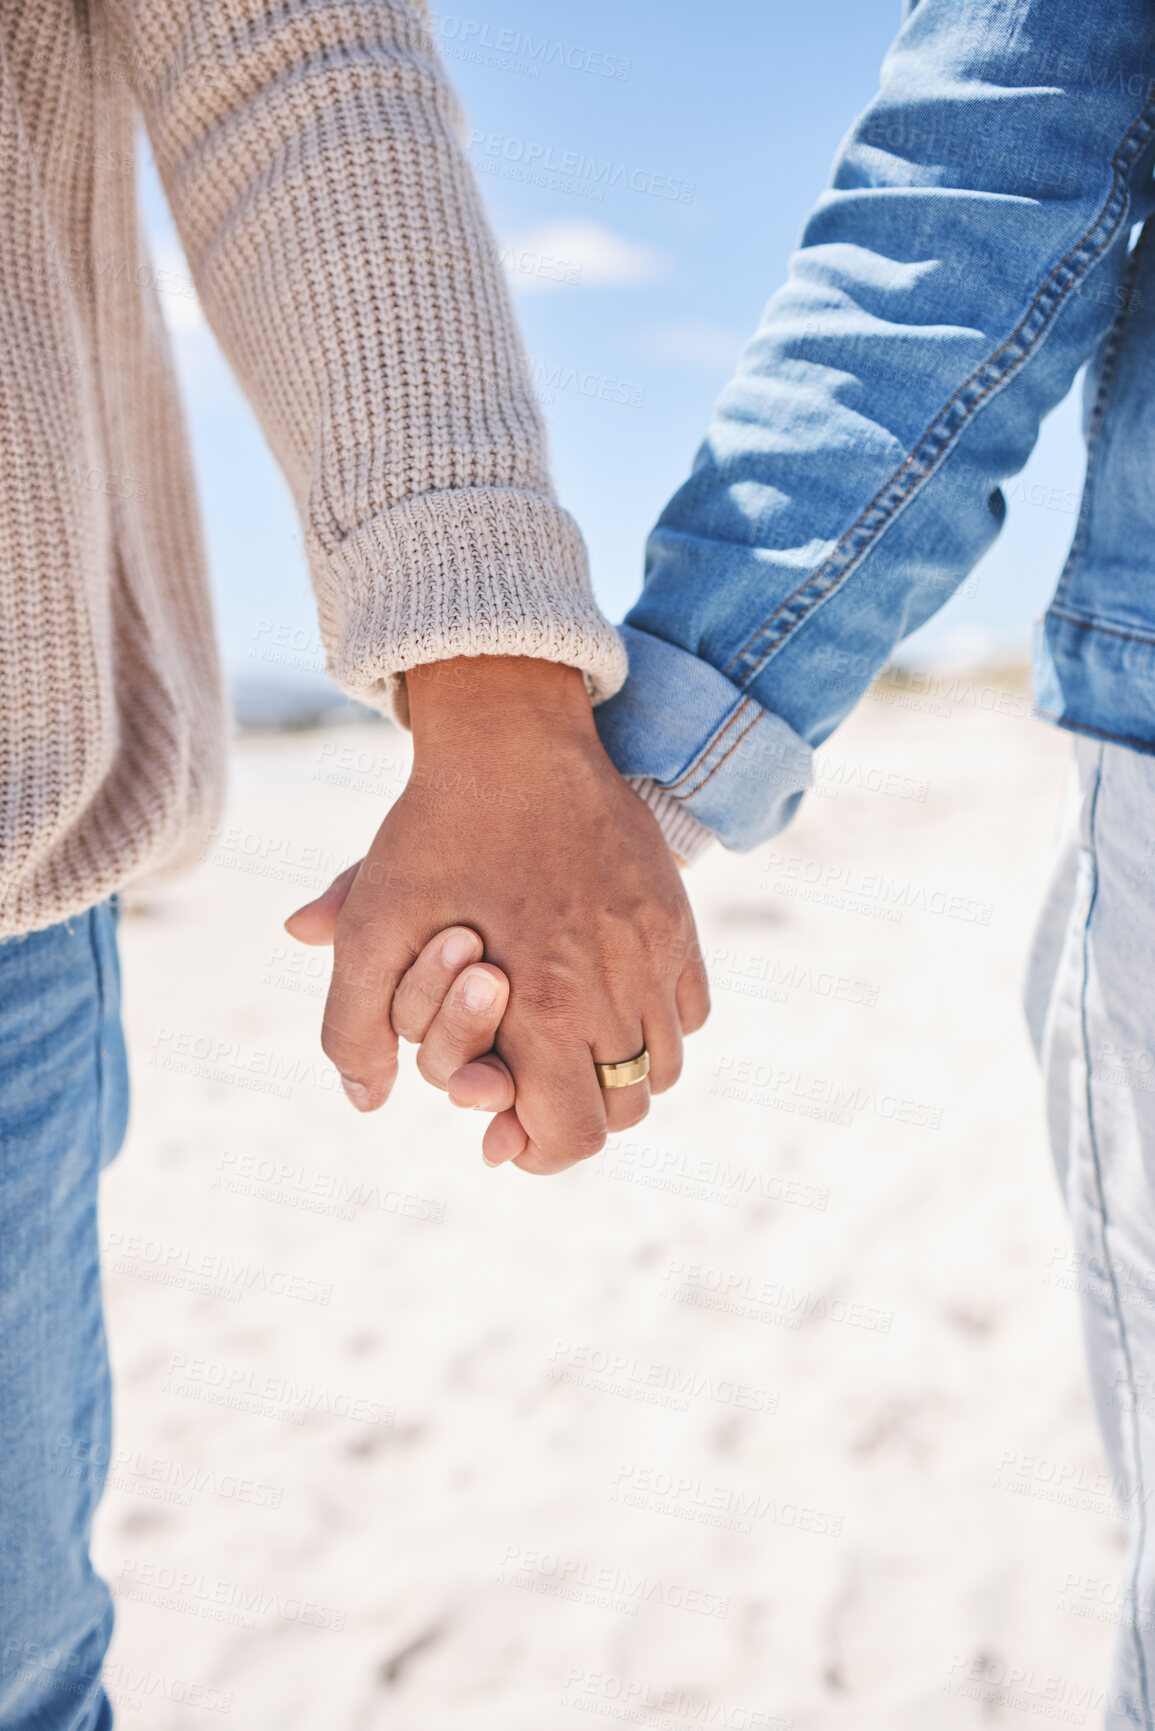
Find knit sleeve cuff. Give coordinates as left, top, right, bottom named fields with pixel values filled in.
left=628, top=777, right=716, bottom=866
left=315, top=487, right=628, bottom=723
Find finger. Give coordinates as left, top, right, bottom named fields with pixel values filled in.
left=643, top=1000, right=684, bottom=1096
left=496, top=1028, right=607, bottom=1177
left=447, top=1054, right=516, bottom=1113
left=321, top=899, right=414, bottom=1114
left=392, top=926, right=484, bottom=1043
left=592, top=1024, right=652, bottom=1137
left=676, top=956, right=711, bottom=1035
left=600, top=1075, right=651, bottom=1134
left=482, top=1107, right=529, bottom=1167
left=284, top=861, right=362, bottom=945
left=416, top=964, right=509, bottom=1090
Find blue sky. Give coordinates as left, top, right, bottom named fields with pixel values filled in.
left=141, top=0, right=1088, bottom=686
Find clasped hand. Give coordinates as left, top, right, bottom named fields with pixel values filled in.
left=285, top=656, right=709, bottom=1174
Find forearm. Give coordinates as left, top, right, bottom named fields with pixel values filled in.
left=597, top=0, right=1155, bottom=849
left=116, top=0, right=626, bottom=712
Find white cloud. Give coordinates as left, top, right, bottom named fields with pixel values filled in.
left=498, top=219, right=671, bottom=292
left=643, top=318, right=746, bottom=372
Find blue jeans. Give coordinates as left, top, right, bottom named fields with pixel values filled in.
left=1027, top=742, right=1155, bottom=1728
left=0, top=902, right=128, bottom=1731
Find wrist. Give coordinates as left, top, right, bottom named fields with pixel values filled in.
left=407, top=656, right=596, bottom=760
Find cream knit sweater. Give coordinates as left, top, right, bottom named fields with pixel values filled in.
left=0, top=0, right=707, bottom=939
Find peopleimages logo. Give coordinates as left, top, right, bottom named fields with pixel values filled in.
left=468, top=130, right=696, bottom=203
left=116, top=1558, right=345, bottom=1632
left=548, top=1341, right=780, bottom=1417
left=428, top=15, right=632, bottom=80
left=710, top=1056, right=944, bottom=1132
left=611, top=1463, right=845, bottom=1539
left=561, top=1667, right=792, bottom=1730
left=943, top=1651, right=1135, bottom=1724
left=497, top=1544, right=731, bottom=1619
left=761, top=850, right=994, bottom=927
left=661, top=1257, right=894, bottom=1336
left=102, top=1230, right=333, bottom=1307
left=161, top=1352, right=394, bottom=1429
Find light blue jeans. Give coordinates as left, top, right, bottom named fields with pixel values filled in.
left=1027, top=740, right=1155, bottom=1729
left=0, top=901, right=128, bottom=1731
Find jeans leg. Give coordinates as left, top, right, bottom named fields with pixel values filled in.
left=1023, top=751, right=1081, bottom=1072
left=0, top=901, right=129, bottom=1731
left=1035, top=740, right=1155, bottom=1729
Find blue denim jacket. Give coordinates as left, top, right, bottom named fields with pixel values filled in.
left=595, top=0, right=1155, bottom=849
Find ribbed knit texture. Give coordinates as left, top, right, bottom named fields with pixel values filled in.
left=0, top=0, right=628, bottom=936
left=628, top=779, right=715, bottom=867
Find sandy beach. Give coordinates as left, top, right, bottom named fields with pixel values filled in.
left=92, top=674, right=1125, bottom=1729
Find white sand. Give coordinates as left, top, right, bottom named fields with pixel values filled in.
left=93, top=681, right=1126, bottom=1729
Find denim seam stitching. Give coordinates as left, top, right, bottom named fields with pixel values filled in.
left=720, top=93, right=1155, bottom=690
left=1078, top=748, right=1152, bottom=1728
left=1052, top=222, right=1152, bottom=609
left=661, top=700, right=759, bottom=796
left=86, top=908, right=107, bottom=1158
left=1037, top=710, right=1155, bottom=759
left=1046, top=607, right=1155, bottom=649
left=661, top=697, right=753, bottom=792
left=665, top=707, right=765, bottom=801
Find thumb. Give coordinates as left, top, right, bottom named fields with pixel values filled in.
left=284, top=860, right=362, bottom=945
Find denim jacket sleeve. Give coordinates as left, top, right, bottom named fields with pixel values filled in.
left=595, top=0, right=1155, bottom=850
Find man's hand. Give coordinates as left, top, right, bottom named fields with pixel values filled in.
left=287, top=656, right=709, bottom=1175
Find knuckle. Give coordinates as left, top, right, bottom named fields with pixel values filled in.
left=525, top=1129, right=603, bottom=1171
left=514, top=969, right=584, bottom=1029
left=570, top=1123, right=608, bottom=1162
left=331, top=905, right=370, bottom=956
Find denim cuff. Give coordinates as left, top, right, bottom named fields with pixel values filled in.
left=594, top=625, right=814, bottom=852
left=1035, top=611, right=1155, bottom=755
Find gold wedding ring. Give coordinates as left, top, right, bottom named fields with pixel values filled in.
left=594, top=1048, right=651, bottom=1090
